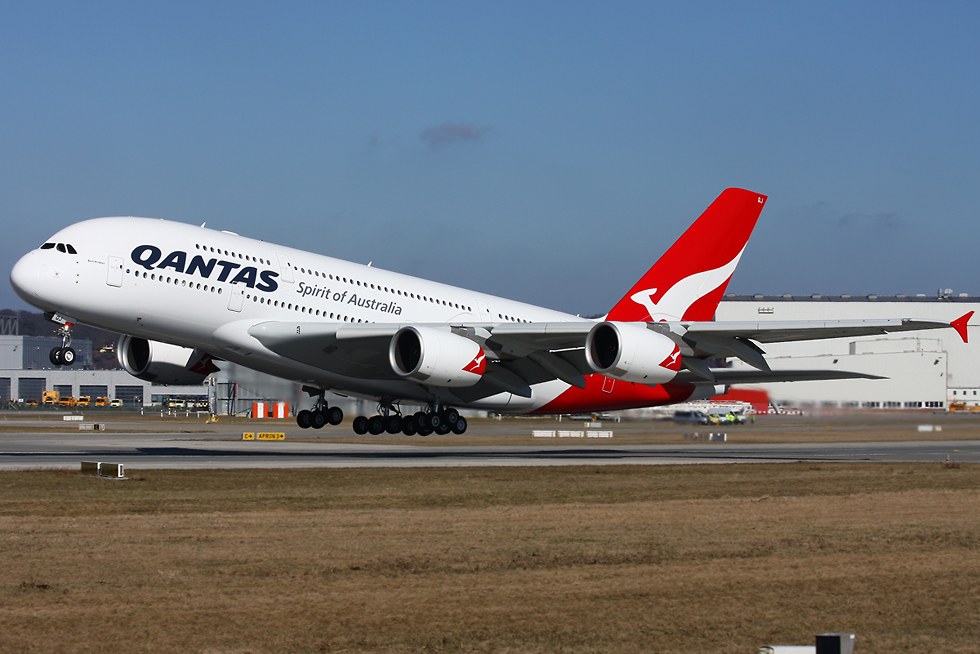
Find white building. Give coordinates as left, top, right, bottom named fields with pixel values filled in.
left=716, top=294, right=979, bottom=409
left=0, top=334, right=208, bottom=407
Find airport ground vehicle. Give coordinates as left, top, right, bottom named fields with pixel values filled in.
left=25, top=399, right=38, bottom=407
left=41, top=390, right=60, bottom=406
left=77, top=396, right=90, bottom=406
left=109, top=398, right=123, bottom=407
left=95, top=397, right=109, bottom=406
left=673, top=410, right=711, bottom=425
left=59, top=396, right=77, bottom=407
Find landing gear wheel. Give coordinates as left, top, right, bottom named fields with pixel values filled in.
left=327, top=406, right=344, bottom=425
left=385, top=416, right=403, bottom=434
left=49, top=348, right=63, bottom=366
left=434, top=421, right=451, bottom=435
left=352, top=415, right=369, bottom=435
left=444, top=408, right=460, bottom=427
left=368, top=415, right=385, bottom=435
left=310, top=411, right=327, bottom=429
left=297, top=410, right=312, bottom=429
left=428, top=412, right=442, bottom=430
left=451, top=416, right=468, bottom=434
left=414, top=411, right=429, bottom=430
left=60, top=347, right=76, bottom=366
left=402, top=418, right=417, bottom=436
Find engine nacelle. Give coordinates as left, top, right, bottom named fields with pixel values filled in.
left=585, top=321, right=681, bottom=384
left=117, top=335, right=218, bottom=385
left=389, top=325, right=486, bottom=387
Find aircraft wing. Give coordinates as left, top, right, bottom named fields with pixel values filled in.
left=246, top=313, right=969, bottom=392
left=248, top=321, right=404, bottom=380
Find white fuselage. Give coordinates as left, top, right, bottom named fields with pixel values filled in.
left=11, top=217, right=588, bottom=411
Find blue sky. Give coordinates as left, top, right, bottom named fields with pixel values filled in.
left=2, top=2, right=978, bottom=316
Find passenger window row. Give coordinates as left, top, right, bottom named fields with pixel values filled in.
left=245, top=292, right=369, bottom=323
left=292, top=265, right=473, bottom=313
left=195, top=243, right=270, bottom=266
left=129, top=268, right=223, bottom=295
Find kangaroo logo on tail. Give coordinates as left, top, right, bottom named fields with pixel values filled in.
left=629, top=246, right=746, bottom=322
left=606, top=189, right=766, bottom=323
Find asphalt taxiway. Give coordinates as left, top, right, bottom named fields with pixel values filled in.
left=1, top=417, right=978, bottom=469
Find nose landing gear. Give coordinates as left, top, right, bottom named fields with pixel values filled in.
left=49, top=321, right=76, bottom=367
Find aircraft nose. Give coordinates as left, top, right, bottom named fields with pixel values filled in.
left=10, top=252, right=46, bottom=304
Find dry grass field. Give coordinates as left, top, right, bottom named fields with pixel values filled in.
left=1, top=463, right=978, bottom=653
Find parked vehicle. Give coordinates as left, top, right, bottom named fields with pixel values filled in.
left=77, top=396, right=91, bottom=406
left=41, top=390, right=60, bottom=406
left=25, top=399, right=39, bottom=407
left=109, top=398, right=124, bottom=407
left=94, top=397, right=109, bottom=407
left=59, top=396, right=77, bottom=407
left=673, top=410, right=711, bottom=425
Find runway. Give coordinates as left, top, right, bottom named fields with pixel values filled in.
left=1, top=418, right=978, bottom=469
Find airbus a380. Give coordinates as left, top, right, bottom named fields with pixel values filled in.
left=9, top=188, right=972, bottom=435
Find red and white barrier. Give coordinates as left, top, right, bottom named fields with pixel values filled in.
left=252, top=402, right=268, bottom=418
left=272, top=402, right=289, bottom=419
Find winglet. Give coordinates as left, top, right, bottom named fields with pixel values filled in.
left=951, top=311, right=973, bottom=343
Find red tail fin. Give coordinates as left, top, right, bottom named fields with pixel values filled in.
left=606, top=188, right=767, bottom=322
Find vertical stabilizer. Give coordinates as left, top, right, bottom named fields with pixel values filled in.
left=606, top=188, right=767, bottom=322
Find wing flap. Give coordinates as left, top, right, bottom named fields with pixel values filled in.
left=672, top=368, right=884, bottom=386
left=681, top=318, right=954, bottom=344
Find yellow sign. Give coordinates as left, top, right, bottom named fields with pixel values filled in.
left=242, top=432, right=255, bottom=440
left=257, top=432, right=285, bottom=440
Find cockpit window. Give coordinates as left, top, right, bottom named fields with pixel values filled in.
left=40, top=243, right=55, bottom=250
left=66, top=244, right=77, bottom=254
left=56, top=244, right=66, bottom=253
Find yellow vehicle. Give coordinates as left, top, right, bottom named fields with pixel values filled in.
left=25, top=399, right=39, bottom=407
left=95, top=397, right=109, bottom=407
left=109, top=398, right=124, bottom=407
left=167, top=399, right=185, bottom=408
left=59, top=396, right=77, bottom=407
left=77, top=396, right=91, bottom=406
left=42, top=390, right=60, bottom=406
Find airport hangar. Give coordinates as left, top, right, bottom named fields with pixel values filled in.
left=1, top=294, right=978, bottom=412
left=715, top=293, right=980, bottom=410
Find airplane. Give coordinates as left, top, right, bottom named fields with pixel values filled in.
left=9, top=188, right=972, bottom=435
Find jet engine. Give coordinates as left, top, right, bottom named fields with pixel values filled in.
left=117, top=335, right=219, bottom=385
left=585, top=321, right=681, bottom=385
left=389, top=325, right=486, bottom=387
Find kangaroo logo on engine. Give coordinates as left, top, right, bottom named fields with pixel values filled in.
left=131, top=245, right=280, bottom=293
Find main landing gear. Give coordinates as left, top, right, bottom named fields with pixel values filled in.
left=49, top=321, right=76, bottom=367
left=296, top=388, right=344, bottom=430
left=351, top=403, right=467, bottom=436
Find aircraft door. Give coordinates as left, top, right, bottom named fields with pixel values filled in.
left=106, top=256, right=124, bottom=287
left=276, top=253, right=294, bottom=284
left=478, top=300, right=492, bottom=322
left=227, top=284, right=245, bottom=312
